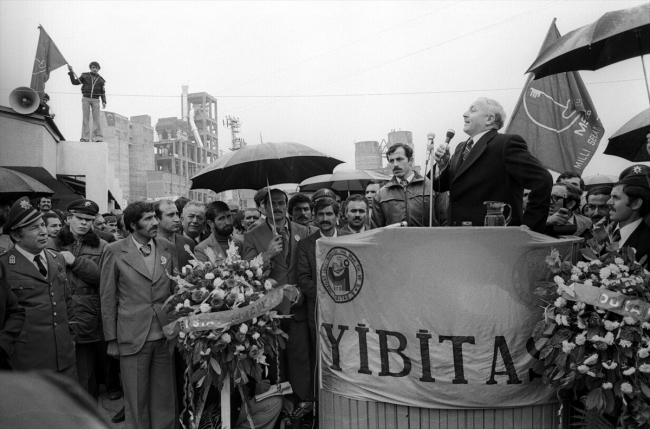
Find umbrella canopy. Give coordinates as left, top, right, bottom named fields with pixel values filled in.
left=583, top=174, right=617, bottom=190
left=526, top=2, right=650, bottom=81
left=603, top=108, right=650, bottom=162
left=0, top=167, right=55, bottom=200
left=190, top=142, right=344, bottom=193
left=299, top=169, right=391, bottom=193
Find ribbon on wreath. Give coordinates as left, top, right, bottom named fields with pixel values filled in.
left=561, top=283, right=650, bottom=322
left=163, top=284, right=300, bottom=339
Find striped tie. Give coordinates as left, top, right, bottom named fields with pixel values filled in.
left=462, top=139, right=474, bottom=162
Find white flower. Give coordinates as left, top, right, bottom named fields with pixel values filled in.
left=575, top=333, right=587, bottom=345
left=602, top=361, right=618, bottom=370
left=555, top=314, right=563, bottom=325
left=256, top=268, right=263, bottom=277
left=245, top=287, right=254, bottom=297
left=240, top=324, right=248, bottom=334
left=245, top=269, right=254, bottom=279
left=615, top=257, right=624, bottom=265
left=179, top=332, right=186, bottom=338
left=554, top=297, right=567, bottom=308
left=222, top=270, right=230, bottom=277
left=623, top=367, right=636, bottom=376
left=252, top=332, right=260, bottom=340
left=561, top=315, right=569, bottom=326
left=554, top=276, right=566, bottom=285
left=602, top=382, right=613, bottom=390
left=623, top=316, right=637, bottom=325
left=577, top=365, right=590, bottom=373
left=199, top=303, right=211, bottom=313
left=257, top=354, right=267, bottom=364
left=570, top=274, right=580, bottom=282
left=182, top=266, right=189, bottom=274
left=264, top=280, right=273, bottom=291
left=583, top=354, right=598, bottom=365
left=639, top=364, right=650, bottom=373
left=175, top=303, right=184, bottom=312
left=643, top=322, right=650, bottom=330
left=590, top=259, right=602, bottom=266
left=200, top=348, right=211, bottom=356
left=619, top=339, right=633, bottom=348
left=205, top=272, right=215, bottom=280
left=212, top=288, right=225, bottom=299
left=638, top=348, right=650, bottom=358
left=237, top=293, right=245, bottom=301
left=573, top=302, right=585, bottom=312
left=184, top=299, right=191, bottom=308
left=620, top=382, right=634, bottom=394
left=213, top=277, right=224, bottom=288
left=236, top=345, right=245, bottom=352
left=257, top=319, right=267, bottom=327
left=571, top=266, right=582, bottom=275
left=576, top=261, right=588, bottom=268
left=599, top=268, right=611, bottom=279
left=604, top=320, right=620, bottom=331
left=221, top=333, right=231, bottom=343
left=583, top=279, right=593, bottom=287
left=562, top=340, right=576, bottom=353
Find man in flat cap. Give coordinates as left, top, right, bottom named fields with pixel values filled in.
left=68, top=61, right=106, bottom=142
left=606, top=174, right=650, bottom=266
left=0, top=197, right=77, bottom=378
left=47, top=199, right=108, bottom=398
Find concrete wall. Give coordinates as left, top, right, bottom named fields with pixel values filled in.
left=101, top=112, right=131, bottom=199
left=128, top=120, right=155, bottom=201
left=57, top=141, right=123, bottom=212
left=0, top=115, right=58, bottom=176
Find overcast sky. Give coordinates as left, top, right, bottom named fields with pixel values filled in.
left=1, top=0, right=648, bottom=179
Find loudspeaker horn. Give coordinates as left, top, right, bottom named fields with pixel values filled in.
left=9, top=86, right=40, bottom=115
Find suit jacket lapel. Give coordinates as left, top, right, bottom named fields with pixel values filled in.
left=122, top=238, right=152, bottom=280
left=153, top=238, right=172, bottom=283
left=44, top=249, right=62, bottom=282
left=9, top=249, right=45, bottom=282
left=453, top=129, right=496, bottom=181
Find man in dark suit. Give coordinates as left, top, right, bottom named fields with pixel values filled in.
left=0, top=277, right=25, bottom=369
left=0, top=197, right=76, bottom=378
left=607, top=174, right=650, bottom=266
left=297, top=197, right=351, bottom=399
left=154, top=199, right=195, bottom=269
left=433, top=97, right=552, bottom=232
left=100, top=201, right=177, bottom=429
left=243, top=188, right=311, bottom=400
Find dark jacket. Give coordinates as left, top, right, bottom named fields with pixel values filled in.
left=371, top=172, right=438, bottom=228
left=0, top=277, right=25, bottom=369
left=68, top=71, right=106, bottom=103
left=48, top=226, right=107, bottom=344
left=623, top=221, right=650, bottom=269
left=0, top=247, right=76, bottom=372
left=434, top=130, right=552, bottom=232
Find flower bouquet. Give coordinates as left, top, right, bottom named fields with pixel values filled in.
left=162, top=242, right=291, bottom=429
left=533, top=242, right=650, bottom=428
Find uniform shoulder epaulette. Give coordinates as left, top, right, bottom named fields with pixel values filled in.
left=0, top=249, right=7, bottom=257
left=46, top=248, right=60, bottom=258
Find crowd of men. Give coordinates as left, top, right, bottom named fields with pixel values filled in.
left=1, top=97, right=650, bottom=429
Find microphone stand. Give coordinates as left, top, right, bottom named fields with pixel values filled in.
left=429, top=150, right=435, bottom=227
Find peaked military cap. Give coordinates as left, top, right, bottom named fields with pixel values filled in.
left=5, top=197, right=44, bottom=231
left=67, top=199, right=99, bottom=220
left=619, top=165, right=650, bottom=180
left=311, top=188, right=338, bottom=203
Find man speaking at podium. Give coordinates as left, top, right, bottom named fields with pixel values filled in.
left=433, top=97, right=552, bottom=232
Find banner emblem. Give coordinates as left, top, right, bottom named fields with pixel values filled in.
left=320, top=247, right=364, bottom=303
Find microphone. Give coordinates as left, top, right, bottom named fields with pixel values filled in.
left=439, top=129, right=455, bottom=154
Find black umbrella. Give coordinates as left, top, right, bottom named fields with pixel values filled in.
left=190, top=142, right=344, bottom=193
left=603, top=107, right=650, bottom=162
left=299, top=169, right=391, bottom=194
left=526, top=2, right=650, bottom=103
left=0, top=167, right=55, bottom=200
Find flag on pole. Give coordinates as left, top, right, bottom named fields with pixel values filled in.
left=30, top=25, right=68, bottom=96
left=506, top=19, right=604, bottom=174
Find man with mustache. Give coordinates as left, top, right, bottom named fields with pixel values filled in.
left=100, top=201, right=178, bottom=429
left=372, top=143, right=438, bottom=228
left=297, top=197, right=350, bottom=400
left=0, top=197, right=76, bottom=379
left=48, top=199, right=107, bottom=398
left=241, top=207, right=261, bottom=232
left=243, top=188, right=311, bottom=401
left=195, top=201, right=243, bottom=262
left=344, top=194, right=369, bottom=233
left=289, top=193, right=318, bottom=233
left=154, top=200, right=195, bottom=269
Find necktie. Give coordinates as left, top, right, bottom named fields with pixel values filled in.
left=140, top=243, right=152, bottom=257
left=462, top=139, right=474, bottom=162
left=278, top=226, right=291, bottom=266
left=34, top=255, right=47, bottom=277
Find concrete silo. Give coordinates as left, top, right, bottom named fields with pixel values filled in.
left=354, top=140, right=383, bottom=171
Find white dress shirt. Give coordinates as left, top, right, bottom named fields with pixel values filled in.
left=14, top=244, right=48, bottom=276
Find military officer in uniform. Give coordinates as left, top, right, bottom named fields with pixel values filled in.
left=0, top=197, right=76, bottom=379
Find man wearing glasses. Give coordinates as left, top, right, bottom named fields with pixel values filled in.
left=546, top=183, right=592, bottom=237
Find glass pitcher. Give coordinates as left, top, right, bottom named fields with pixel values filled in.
left=484, top=201, right=512, bottom=226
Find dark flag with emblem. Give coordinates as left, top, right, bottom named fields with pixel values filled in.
left=29, top=25, right=68, bottom=97
left=506, top=19, right=604, bottom=174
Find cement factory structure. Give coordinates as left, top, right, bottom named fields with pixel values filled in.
left=354, top=130, right=415, bottom=173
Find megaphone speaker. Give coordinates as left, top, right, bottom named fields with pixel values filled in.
left=9, top=86, right=40, bottom=115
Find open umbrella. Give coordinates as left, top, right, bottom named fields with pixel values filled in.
left=526, top=2, right=650, bottom=103
left=299, top=169, right=391, bottom=194
left=0, top=167, right=55, bottom=200
left=603, top=107, right=650, bottom=162
left=190, top=142, right=344, bottom=193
